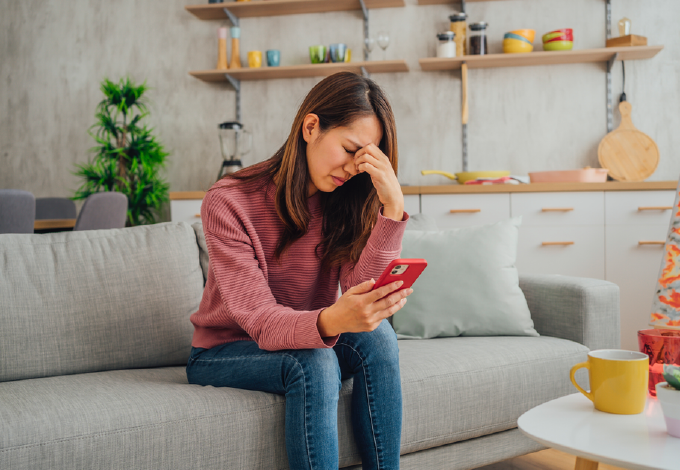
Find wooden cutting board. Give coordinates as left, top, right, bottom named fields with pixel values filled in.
left=598, top=101, right=659, bottom=182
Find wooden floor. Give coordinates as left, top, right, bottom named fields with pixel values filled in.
left=476, top=449, right=627, bottom=470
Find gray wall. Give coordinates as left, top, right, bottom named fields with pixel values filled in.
left=1, top=0, right=678, bottom=219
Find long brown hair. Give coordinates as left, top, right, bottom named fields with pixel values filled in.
left=219, top=72, right=398, bottom=272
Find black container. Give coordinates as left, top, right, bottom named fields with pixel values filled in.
left=469, top=22, right=488, bottom=55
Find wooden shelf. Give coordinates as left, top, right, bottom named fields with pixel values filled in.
left=190, top=60, right=409, bottom=82
left=186, top=0, right=404, bottom=20
left=419, top=45, right=663, bottom=71
left=418, top=0, right=512, bottom=4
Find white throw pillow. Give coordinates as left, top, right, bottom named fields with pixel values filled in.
left=393, top=217, right=539, bottom=339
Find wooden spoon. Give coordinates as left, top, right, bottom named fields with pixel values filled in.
left=597, top=101, right=659, bottom=182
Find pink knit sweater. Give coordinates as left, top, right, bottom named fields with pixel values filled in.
left=190, top=176, right=409, bottom=351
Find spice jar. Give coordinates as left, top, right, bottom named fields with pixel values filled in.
left=469, top=22, right=488, bottom=55
left=436, top=31, right=456, bottom=58
left=449, top=12, right=467, bottom=57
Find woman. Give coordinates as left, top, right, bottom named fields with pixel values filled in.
left=186, top=72, right=413, bottom=470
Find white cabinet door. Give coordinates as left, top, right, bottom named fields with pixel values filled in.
left=606, top=224, right=669, bottom=351
left=170, top=199, right=203, bottom=225
left=404, top=194, right=420, bottom=215
left=515, top=225, right=605, bottom=279
left=605, top=190, right=676, bottom=226
left=511, top=192, right=604, bottom=226
left=420, top=193, right=511, bottom=228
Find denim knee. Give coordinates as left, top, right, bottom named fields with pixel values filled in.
left=282, top=348, right=342, bottom=398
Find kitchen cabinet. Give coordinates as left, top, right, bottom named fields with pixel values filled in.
left=420, top=193, right=510, bottom=228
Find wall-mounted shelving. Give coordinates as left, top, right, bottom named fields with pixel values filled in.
left=419, top=45, right=663, bottom=71
left=186, top=0, right=405, bottom=21
left=191, top=60, right=408, bottom=83
left=417, top=0, right=510, bottom=4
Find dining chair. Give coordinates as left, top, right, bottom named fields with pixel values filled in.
left=0, top=189, right=35, bottom=234
left=73, top=192, right=128, bottom=231
left=35, top=197, right=77, bottom=220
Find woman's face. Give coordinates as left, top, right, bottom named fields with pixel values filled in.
left=302, top=114, right=383, bottom=196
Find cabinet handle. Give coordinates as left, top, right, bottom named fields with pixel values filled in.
left=638, top=241, right=665, bottom=245
left=638, top=206, right=673, bottom=211
left=195, top=214, right=201, bottom=218
left=450, top=209, right=481, bottom=213
left=541, top=208, right=574, bottom=212
left=541, top=241, right=575, bottom=246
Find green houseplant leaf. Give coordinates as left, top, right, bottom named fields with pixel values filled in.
left=663, top=365, right=680, bottom=390
left=71, top=77, right=169, bottom=226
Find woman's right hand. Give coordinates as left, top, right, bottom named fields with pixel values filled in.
left=317, top=279, right=413, bottom=337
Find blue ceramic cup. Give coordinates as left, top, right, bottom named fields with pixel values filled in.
left=329, top=43, right=348, bottom=63
left=266, top=50, right=280, bottom=67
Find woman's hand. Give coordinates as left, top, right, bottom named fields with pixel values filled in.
left=317, top=278, right=413, bottom=337
left=354, top=144, right=404, bottom=220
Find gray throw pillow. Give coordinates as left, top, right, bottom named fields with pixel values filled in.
left=393, top=217, right=539, bottom=339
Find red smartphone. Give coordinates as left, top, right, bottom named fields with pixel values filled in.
left=372, top=258, right=427, bottom=292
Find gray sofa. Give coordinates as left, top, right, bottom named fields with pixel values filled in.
left=0, top=221, right=620, bottom=470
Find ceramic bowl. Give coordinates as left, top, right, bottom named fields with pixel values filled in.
left=542, top=29, right=573, bottom=43
left=543, top=40, right=573, bottom=51
left=503, top=32, right=532, bottom=44
left=510, top=29, right=535, bottom=42
left=503, top=38, right=534, bottom=53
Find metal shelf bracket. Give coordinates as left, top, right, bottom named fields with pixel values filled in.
left=223, top=8, right=239, bottom=27
left=359, top=0, right=370, bottom=68
left=224, top=74, right=242, bottom=123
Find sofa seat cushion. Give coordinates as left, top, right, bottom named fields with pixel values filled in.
left=0, top=336, right=588, bottom=469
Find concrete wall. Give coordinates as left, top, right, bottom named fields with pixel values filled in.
left=1, top=0, right=678, bottom=219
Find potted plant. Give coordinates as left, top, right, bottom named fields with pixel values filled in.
left=656, top=365, right=680, bottom=438
left=72, top=78, right=169, bottom=226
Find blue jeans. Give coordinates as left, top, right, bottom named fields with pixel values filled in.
left=186, top=319, right=402, bottom=470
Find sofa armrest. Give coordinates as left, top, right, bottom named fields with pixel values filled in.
left=519, top=274, right=620, bottom=351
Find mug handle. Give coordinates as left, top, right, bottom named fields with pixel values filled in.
left=570, top=362, right=594, bottom=402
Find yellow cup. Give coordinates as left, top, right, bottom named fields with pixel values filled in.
left=570, top=349, right=649, bottom=415
left=247, top=51, right=262, bottom=68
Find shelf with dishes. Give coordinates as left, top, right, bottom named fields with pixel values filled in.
left=190, top=60, right=408, bottom=82
left=186, top=0, right=405, bottom=21
left=419, top=45, right=663, bottom=71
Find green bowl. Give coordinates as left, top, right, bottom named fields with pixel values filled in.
left=543, top=40, right=573, bottom=51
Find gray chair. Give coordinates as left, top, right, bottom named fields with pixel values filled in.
left=0, top=190, right=35, bottom=234
left=35, top=197, right=77, bottom=220
left=74, top=192, right=128, bottom=231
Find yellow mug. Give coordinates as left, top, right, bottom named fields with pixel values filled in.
left=570, top=349, right=649, bottom=415
left=247, top=51, right=262, bottom=68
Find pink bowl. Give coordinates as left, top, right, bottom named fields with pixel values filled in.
left=528, top=168, right=608, bottom=183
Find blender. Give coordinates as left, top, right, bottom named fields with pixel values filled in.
left=217, top=122, right=252, bottom=181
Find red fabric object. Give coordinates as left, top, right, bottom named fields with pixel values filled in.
left=190, top=177, right=409, bottom=351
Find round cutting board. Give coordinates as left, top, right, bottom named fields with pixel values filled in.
left=598, top=101, right=659, bottom=182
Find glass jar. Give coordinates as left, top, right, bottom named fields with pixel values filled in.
left=449, top=12, right=467, bottom=57
left=469, top=21, right=488, bottom=55
left=436, top=31, right=456, bottom=58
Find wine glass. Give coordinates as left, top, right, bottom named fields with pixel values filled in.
left=377, top=31, right=390, bottom=60
left=364, top=37, right=376, bottom=60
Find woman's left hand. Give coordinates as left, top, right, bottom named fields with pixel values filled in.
left=354, top=144, right=404, bottom=219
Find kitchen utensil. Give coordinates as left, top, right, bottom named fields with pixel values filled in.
left=266, top=50, right=280, bottom=67
left=511, top=29, right=535, bottom=42
left=329, top=43, right=348, bottom=63
left=229, top=27, right=242, bottom=69
left=217, top=122, right=252, bottom=180
left=504, top=32, right=532, bottom=44
left=309, top=45, right=326, bottom=64
left=598, top=101, right=659, bottom=181
left=421, top=170, right=511, bottom=184
left=469, top=22, right=488, bottom=55
left=542, top=29, right=573, bottom=43
left=543, top=41, right=573, bottom=51
left=528, top=168, right=609, bottom=183
left=449, top=12, right=467, bottom=57
left=247, top=51, right=262, bottom=68
left=503, top=38, right=534, bottom=53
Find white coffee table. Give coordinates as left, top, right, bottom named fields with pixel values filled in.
left=518, top=393, right=679, bottom=470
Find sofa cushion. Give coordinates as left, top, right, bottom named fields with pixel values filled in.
left=0, top=336, right=588, bottom=469
left=0, top=222, right=203, bottom=382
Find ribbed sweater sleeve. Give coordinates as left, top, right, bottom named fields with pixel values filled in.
left=202, top=190, right=338, bottom=351
left=339, top=207, right=410, bottom=294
